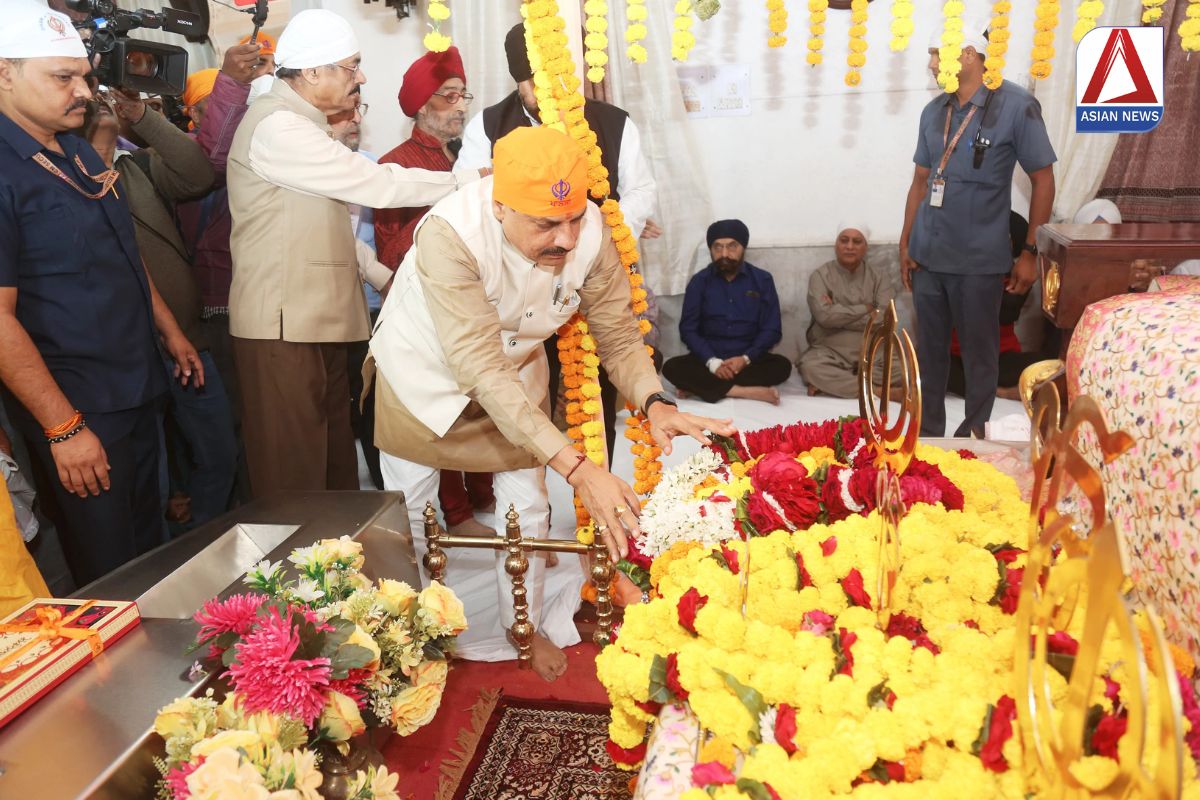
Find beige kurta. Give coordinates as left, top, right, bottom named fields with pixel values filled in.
left=799, top=259, right=898, bottom=398
left=368, top=184, right=663, bottom=473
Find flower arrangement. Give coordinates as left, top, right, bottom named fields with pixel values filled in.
left=806, top=0, right=829, bottom=66
left=583, top=0, right=610, bottom=83
left=595, top=418, right=1200, bottom=797
left=1142, top=0, right=1167, bottom=24
left=889, top=0, right=914, bottom=52
left=1030, top=0, right=1060, bottom=80
left=937, top=0, right=966, bottom=94
left=674, top=0, right=698, bottom=61
left=767, top=0, right=789, bottom=49
left=626, top=0, right=649, bottom=63
left=844, top=0, right=870, bottom=86
left=1073, top=0, right=1104, bottom=42
left=1180, top=0, right=1200, bottom=52
left=423, top=0, right=451, bottom=53
left=983, top=1, right=1011, bottom=90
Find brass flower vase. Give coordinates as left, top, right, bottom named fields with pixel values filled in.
left=318, top=730, right=387, bottom=800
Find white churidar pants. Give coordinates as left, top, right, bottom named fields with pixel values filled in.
left=380, top=453, right=586, bottom=662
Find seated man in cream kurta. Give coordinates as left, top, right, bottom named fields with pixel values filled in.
left=799, top=223, right=901, bottom=398
left=369, top=127, right=731, bottom=681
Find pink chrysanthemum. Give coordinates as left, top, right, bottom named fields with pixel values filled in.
left=227, top=607, right=332, bottom=725
left=193, top=593, right=265, bottom=646
left=328, top=667, right=373, bottom=709
left=165, top=757, right=201, bottom=799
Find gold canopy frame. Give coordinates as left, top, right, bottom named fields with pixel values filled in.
left=421, top=503, right=615, bottom=671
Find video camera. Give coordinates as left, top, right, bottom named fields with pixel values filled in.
left=66, top=0, right=203, bottom=97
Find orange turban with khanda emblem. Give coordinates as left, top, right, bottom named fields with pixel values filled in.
left=238, top=32, right=277, bottom=55
left=182, top=68, right=218, bottom=108
left=492, top=127, right=588, bottom=219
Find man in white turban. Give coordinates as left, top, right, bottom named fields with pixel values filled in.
left=226, top=9, right=487, bottom=497
left=799, top=222, right=901, bottom=398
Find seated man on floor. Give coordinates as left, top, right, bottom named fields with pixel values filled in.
left=663, top=219, right=792, bottom=405
left=799, top=222, right=900, bottom=398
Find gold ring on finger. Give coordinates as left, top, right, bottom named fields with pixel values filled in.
left=614, top=505, right=627, bottom=516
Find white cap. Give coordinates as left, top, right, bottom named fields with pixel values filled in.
left=275, top=9, right=359, bottom=70
left=836, top=221, right=872, bottom=242
left=927, top=15, right=990, bottom=55
left=0, top=1, right=88, bottom=60
left=1073, top=199, right=1122, bottom=224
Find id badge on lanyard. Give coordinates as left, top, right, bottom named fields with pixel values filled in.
left=931, top=104, right=977, bottom=211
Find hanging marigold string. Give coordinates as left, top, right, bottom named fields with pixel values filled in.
left=626, top=0, right=649, bottom=63
left=983, top=1, right=1011, bottom=90
left=806, top=0, right=829, bottom=65
left=583, top=0, right=610, bottom=83
left=1179, top=0, right=1200, bottom=52
left=767, top=0, right=789, bottom=48
left=523, top=0, right=663, bottom=537
left=844, top=0, right=869, bottom=86
left=1073, top=0, right=1104, bottom=42
left=1142, top=0, right=1167, bottom=24
left=889, top=0, right=914, bottom=51
left=1030, top=0, right=1060, bottom=80
left=424, top=0, right=452, bottom=52
left=937, top=0, right=965, bottom=94
left=673, top=0, right=698, bottom=61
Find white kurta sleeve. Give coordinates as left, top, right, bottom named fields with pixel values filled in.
left=453, top=112, right=493, bottom=174
left=614, top=118, right=656, bottom=240
left=248, top=110, right=474, bottom=209
left=355, top=238, right=393, bottom=292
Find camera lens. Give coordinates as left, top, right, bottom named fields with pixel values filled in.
left=125, top=50, right=158, bottom=78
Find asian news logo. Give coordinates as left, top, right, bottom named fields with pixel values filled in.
left=1076, top=26, right=1164, bottom=133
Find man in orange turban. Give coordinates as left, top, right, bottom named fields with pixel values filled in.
left=368, top=126, right=733, bottom=681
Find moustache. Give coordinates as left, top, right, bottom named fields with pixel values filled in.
left=67, top=99, right=89, bottom=113
left=541, top=247, right=569, bottom=258
left=716, top=257, right=741, bottom=271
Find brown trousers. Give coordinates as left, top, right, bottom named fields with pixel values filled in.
left=232, top=337, right=359, bottom=497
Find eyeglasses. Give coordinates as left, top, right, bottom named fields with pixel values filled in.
left=431, top=90, right=474, bottom=105
left=329, top=62, right=363, bottom=78
left=356, top=103, right=369, bottom=119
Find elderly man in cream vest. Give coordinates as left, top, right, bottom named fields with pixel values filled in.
left=369, top=126, right=732, bottom=681
left=226, top=9, right=483, bottom=497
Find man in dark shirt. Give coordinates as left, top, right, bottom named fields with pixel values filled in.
left=663, top=220, right=792, bottom=404
left=0, top=4, right=201, bottom=586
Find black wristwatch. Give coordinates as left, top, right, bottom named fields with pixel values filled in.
left=1021, top=242, right=1038, bottom=256
left=643, top=392, right=677, bottom=415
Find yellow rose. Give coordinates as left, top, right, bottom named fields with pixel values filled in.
left=319, top=690, right=366, bottom=742
left=407, top=658, right=448, bottom=688
left=345, top=625, right=382, bottom=672
left=190, top=729, right=263, bottom=758
left=319, top=535, right=364, bottom=568
left=417, top=581, right=467, bottom=635
left=389, top=683, right=443, bottom=735
left=186, top=747, right=268, bottom=800
left=153, top=695, right=210, bottom=740
left=376, top=579, right=418, bottom=616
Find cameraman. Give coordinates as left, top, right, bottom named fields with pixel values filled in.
left=0, top=2, right=203, bottom=586
left=85, top=86, right=239, bottom=530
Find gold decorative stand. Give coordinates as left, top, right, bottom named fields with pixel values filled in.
left=422, top=503, right=614, bottom=670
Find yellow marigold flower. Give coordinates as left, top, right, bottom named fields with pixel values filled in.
left=423, top=31, right=452, bottom=52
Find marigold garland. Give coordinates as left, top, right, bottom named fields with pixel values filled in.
left=673, top=0, right=698, bottom=61
left=1073, top=0, right=1104, bottom=42
left=983, top=1, right=1011, bottom=90
left=889, top=0, right=914, bottom=51
left=1142, top=0, right=1167, bottom=24
left=937, top=0, right=965, bottom=94
left=1030, top=0, right=1060, bottom=80
left=767, top=0, right=788, bottom=48
left=423, top=0, right=452, bottom=52
left=844, top=0, right=869, bottom=86
left=626, top=0, right=649, bottom=63
left=583, top=0, right=610, bottom=83
left=1180, top=0, right=1200, bottom=52
left=806, top=0, right=828, bottom=65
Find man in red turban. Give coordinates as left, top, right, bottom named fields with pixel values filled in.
left=375, top=47, right=492, bottom=537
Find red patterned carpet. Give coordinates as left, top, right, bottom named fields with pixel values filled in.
left=381, top=642, right=612, bottom=800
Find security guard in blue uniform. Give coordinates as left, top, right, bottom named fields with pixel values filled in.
left=0, top=2, right=202, bottom=587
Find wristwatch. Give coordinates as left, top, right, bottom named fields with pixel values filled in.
left=1021, top=242, right=1038, bottom=256
left=642, top=392, right=678, bottom=416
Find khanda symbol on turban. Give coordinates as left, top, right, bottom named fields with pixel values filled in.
left=551, top=179, right=572, bottom=203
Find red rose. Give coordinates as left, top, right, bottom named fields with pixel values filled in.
left=836, top=627, right=857, bottom=676
left=903, top=459, right=964, bottom=511
left=720, top=543, right=740, bottom=575
left=1047, top=631, right=1079, bottom=656
left=842, top=568, right=872, bottom=608
left=748, top=450, right=810, bottom=490
left=795, top=552, right=814, bottom=589
left=606, top=737, right=647, bottom=766
left=885, top=761, right=906, bottom=782
left=885, top=612, right=941, bottom=655
left=677, top=587, right=708, bottom=635
left=999, top=567, right=1024, bottom=614
left=784, top=419, right=838, bottom=455
left=821, top=536, right=838, bottom=556
left=992, top=547, right=1024, bottom=564
left=821, top=468, right=852, bottom=523
left=691, top=761, right=737, bottom=787
left=665, top=652, right=689, bottom=701
left=749, top=453, right=821, bottom=529
left=1091, top=714, right=1128, bottom=759
left=957, top=448, right=978, bottom=460
left=776, top=490, right=821, bottom=529
left=746, top=492, right=787, bottom=533
left=900, top=474, right=943, bottom=507
left=847, top=467, right=879, bottom=513
left=980, top=695, right=1017, bottom=772
left=775, top=703, right=798, bottom=754
left=634, top=699, right=662, bottom=716
left=625, top=539, right=653, bottom=570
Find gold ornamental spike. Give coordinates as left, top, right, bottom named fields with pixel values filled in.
left=1014, top=392, right=1181, bottom=799
left=857, top=300, right=921, bottom=475
left=874, top=469, right=903, bottom=629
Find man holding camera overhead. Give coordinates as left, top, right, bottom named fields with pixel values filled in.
left=0, top=2, right=203, bottom=586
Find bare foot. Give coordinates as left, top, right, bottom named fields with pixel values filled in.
left=529, top=633, right=568, bottom=681
left=806, top=385, right=822, bottom=397
left=447, top=517, right=494, bottom=537
left=542, top=545, right=559, bottom=568
left=996, top=385, right=1021, bottom=401
left=728, top=385, right=781, bottom=405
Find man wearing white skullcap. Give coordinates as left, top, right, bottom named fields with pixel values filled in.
left=901, top=14, right=1056, bottom=437
left=226, top=8, right=487, bottom=497
left=800, top=223, right=902, bottom=398
left=0, top=1, right=204, bottom=585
